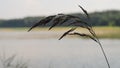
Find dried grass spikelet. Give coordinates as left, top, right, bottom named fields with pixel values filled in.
left=28, top=5, right=110, bottom=68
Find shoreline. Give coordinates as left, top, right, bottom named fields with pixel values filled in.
left=0, top=26, right=120, bottom=39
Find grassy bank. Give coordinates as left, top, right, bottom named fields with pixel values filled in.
left=0, top=26, right=120, bottom=39
left=92, top=26, right=120, bottom=39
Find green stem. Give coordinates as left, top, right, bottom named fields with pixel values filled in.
left=98, top=40, right=110, bottom=68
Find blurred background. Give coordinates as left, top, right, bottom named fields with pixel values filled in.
left=0, top=0, right=120, bottom=68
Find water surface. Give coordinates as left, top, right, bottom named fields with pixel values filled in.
left=0, top=31, right=120, bottom=68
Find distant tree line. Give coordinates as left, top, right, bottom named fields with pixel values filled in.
left=0, top=10, right=120, bottom=27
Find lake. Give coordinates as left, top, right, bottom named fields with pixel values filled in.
left=0, top=31, right=120, bottom=68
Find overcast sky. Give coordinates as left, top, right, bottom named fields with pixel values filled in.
left=0, top=0, right=120, bottom=19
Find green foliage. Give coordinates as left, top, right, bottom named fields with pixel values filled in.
left=0, top=10, right=120, bottom=27
left=108, top=21, right=115, bottom=26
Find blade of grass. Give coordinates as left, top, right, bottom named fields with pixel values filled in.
left=59, top=27, right=77, bottom=40
left=78, top=5, right=90, bottom=19
left=28, top=15, right=56, bottom=32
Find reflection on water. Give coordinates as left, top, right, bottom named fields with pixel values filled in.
left=0, top=31, right=120, bottom=68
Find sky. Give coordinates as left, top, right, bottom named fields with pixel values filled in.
left=0, top=0, right=120, bottom=19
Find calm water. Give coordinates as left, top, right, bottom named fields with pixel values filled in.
left=0, top=31, right=120, bottom=68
